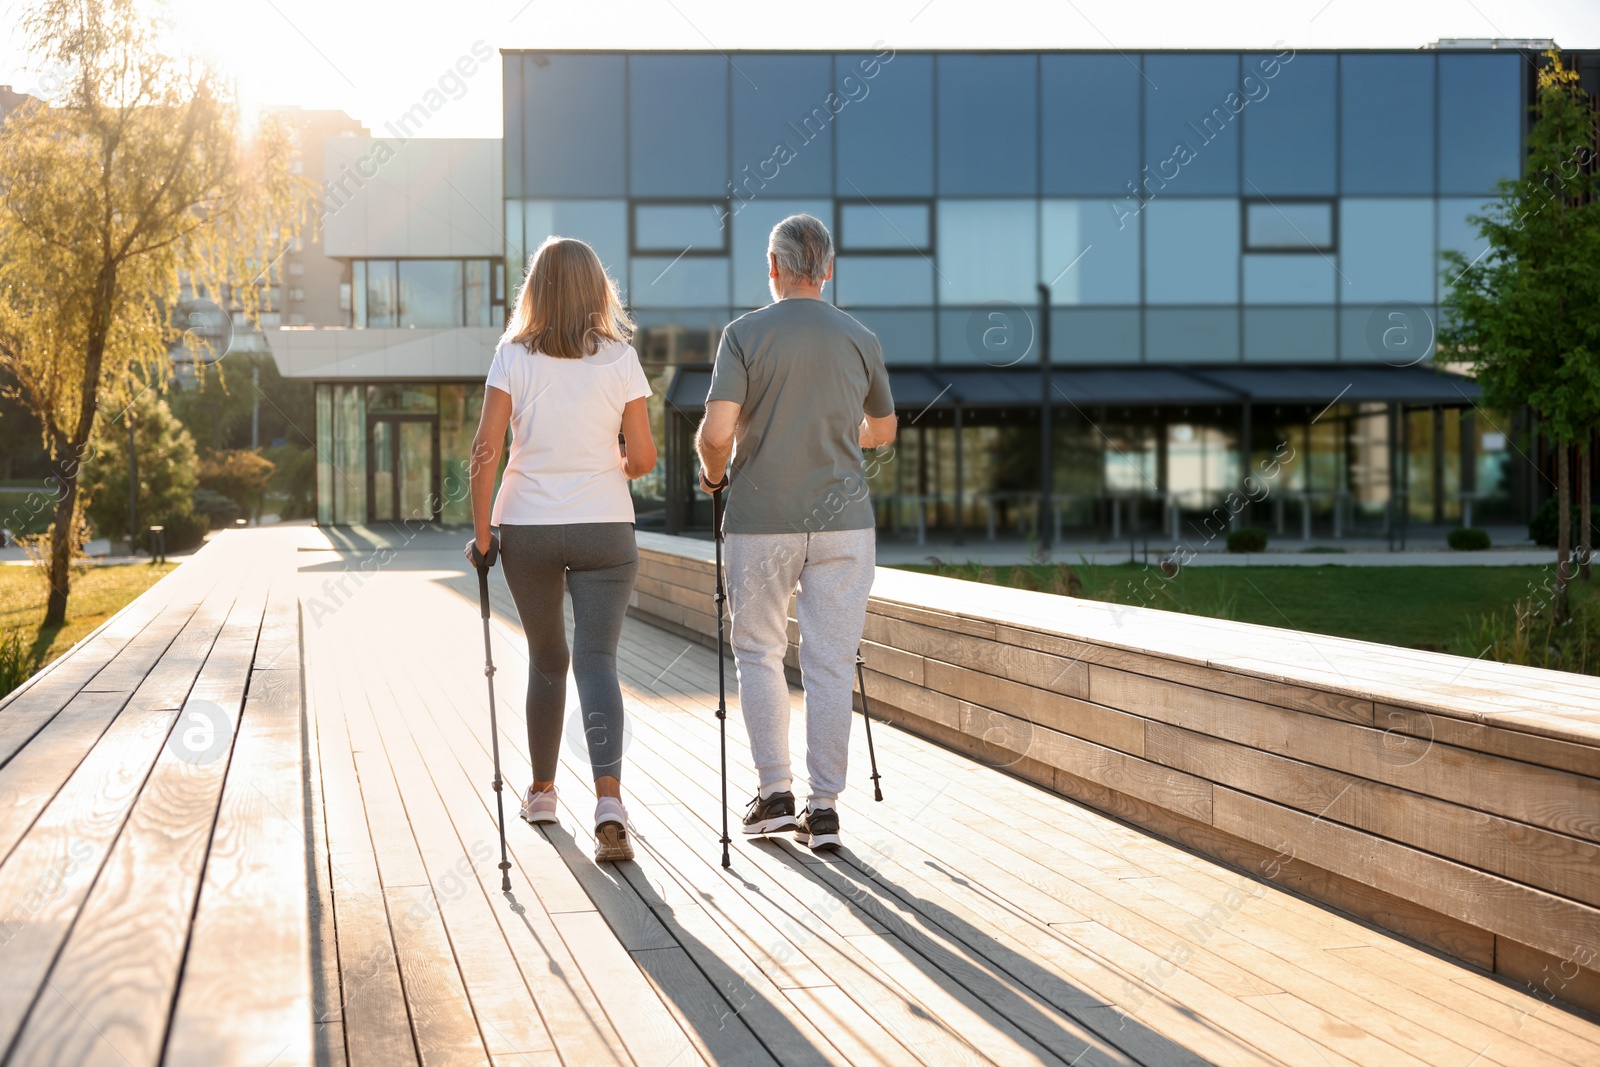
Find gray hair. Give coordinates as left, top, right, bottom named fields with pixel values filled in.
left=768, top=214, right=834, bottom=285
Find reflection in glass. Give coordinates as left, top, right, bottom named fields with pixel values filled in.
left=731, top=54, right=833, bottom=197
left=1041, top=54, right=1141, bottom=196
left=1145, top=200, right=1239, bottom=304
left=370, top=420, right=393, bottom=521
left=365, top=260, right=398, bottom=328
left=630, top=55, right=728, bottom=196
left=1143, top=54, right=1241, bottom=195
left=368, top=385, right=438, bottom=414
left=1243, top=308, right=1336, bottom=361
left=1041, top=200, right=1139, bottom=305
left=634, top=203, right=727, bottom=252
left=937, top=307, right=1037, bottom=366
left=399, top=260, right=463, bottom=328
left=351, top=261, right=367, bottom=329
left=840, top=202, right=930, bottom=251
left=834, top=257, right=933, bottom=306
left=629, top=257, right=729, bottom=308
left=936, top=55, right=1037, bottom=196
left=315, top=385, right=333, bottom=523
left=439, top=385, right=484, bottom=525
left=1243, top=255, right=1335, bottom=304
left=1145, top=309, right=1239, bottom=362
left=843, top=309, right=934, bottom=364
left=1439, top=54, right=1522, bottom=195
left=1341, top=54, right=1434, bottom=194
left=519, top=55, right=626, bottom=196
left=836, top=53, right=933, bottom=197
left=332, top=385, right=366, bottom=524
left=1437, top=198, right=1496, bottom=302
left=398, top=421, right=435, bottom=522
left=936, top=199, right=1037, bottom=304
left=1242, top=53, right=1335, bottom=196
left=1339, top=199, right=1434, bottom=303
left=464, top=260, right=490, bottom=327
left=1051, top=309, right=1140, bottom=363
left=1245, top=201, right=1333, bottom=250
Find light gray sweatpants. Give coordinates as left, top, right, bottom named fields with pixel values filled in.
left=724, top=528, right=876, bottom=806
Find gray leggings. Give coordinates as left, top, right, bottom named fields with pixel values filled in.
left=498, top=522, right=638, bottom=783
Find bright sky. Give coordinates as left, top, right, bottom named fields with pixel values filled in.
left=2, top=0, right=1597, bottom=138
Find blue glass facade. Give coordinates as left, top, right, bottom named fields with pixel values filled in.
left=503, top=48, right=1527, bottom=369
left=501, top=48, right=1547, bottom=538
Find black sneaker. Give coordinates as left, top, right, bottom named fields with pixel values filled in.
left=795, top=805, right=841, bottom=851
left=742, top=790, right=800, bottom=836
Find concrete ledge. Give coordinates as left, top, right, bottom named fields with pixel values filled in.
left=630, top=531, right=1600, bottom=1015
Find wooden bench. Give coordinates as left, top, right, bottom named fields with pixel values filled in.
left=0, top=528, right=312, bottom=1066
left=631, top=531, right=1600, bottom=1016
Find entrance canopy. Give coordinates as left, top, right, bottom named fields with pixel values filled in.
left=663, top=364, right=1482, bottom=414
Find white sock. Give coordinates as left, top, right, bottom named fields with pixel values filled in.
left=595, top=797, right=627, bottom=828
left=760, top=779, right=793, bottom=800
left=808, top=799, right=836, bottom=811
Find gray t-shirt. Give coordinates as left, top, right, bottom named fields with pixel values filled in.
left=706, top=299, right=895, bottom=535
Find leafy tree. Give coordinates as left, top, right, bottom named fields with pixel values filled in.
left=82, top=388, right=198, bottom=546
left=1441, top=53, right=1600, bottom=618
left=167, top=351, right=314, bottom=453
left=0, top=0, right=304, bottom=625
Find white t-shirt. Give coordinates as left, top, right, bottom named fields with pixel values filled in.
left=486, top=339, right=651, bottom=526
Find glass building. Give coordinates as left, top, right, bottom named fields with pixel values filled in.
left=503, top=46, right=1558, bottom=541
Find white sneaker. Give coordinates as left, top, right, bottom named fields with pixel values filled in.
left=593, top=797, right=633, bottom=863
left=519, top=785, right=558, bottom=825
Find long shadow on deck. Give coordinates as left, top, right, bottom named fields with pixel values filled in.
left=763, top=840, right=1251, bottom=1067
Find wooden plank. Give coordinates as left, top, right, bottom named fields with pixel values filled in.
left=5, top=576, right=266, bottom=1066
left=1089, top=665, right=1600, bottom=845
left=166, top=664, right=314, bottom=1067
left=1377, top=704, right=1600, bottom=779
left=863, top=614, right=1090, bottom=699
left=1145, top=720, right=1600, bottom=909
left=0, top=691, right=128, bottom=863
left=309, top=642, right=418, bottom=1067
left=1210, top=787, right=1600, bottom=964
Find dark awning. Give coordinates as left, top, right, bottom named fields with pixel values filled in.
left=662, top=363, right=1482, bottom=413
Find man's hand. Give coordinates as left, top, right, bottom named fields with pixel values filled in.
left=699, top=467, right=728, bottom=495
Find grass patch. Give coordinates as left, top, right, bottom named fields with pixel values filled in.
left=897, top=560, right=1600, bottom=654
left=0, top=562, right=178, bottom=693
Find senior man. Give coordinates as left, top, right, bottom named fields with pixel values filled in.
left=695, top=213, right=897, bottom=851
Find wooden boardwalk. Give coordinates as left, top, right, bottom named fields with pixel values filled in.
left=298, top=534, right=1600, bottom=1067
left=4, top=526, right=1600, bottom=1065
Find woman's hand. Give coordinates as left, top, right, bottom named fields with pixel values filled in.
left=465, top=530, right=499, bottom=570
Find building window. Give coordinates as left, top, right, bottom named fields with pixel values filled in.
left=1244, top=200, right=1335, bottom=252
left=288, top=262, right=305, bottom=276
left=288, top=287, right=305, bottom=302
left=350, top=258, right=502, bottom=328
left=837, top=201, right=932, bottom=254
left=631, top=201, right=729, bottom=255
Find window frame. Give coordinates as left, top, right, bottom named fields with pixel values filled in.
left=629, top=199, right=732, bottom=257
left=834, top=198, right=935, bottom=256
left=1241, top=198, right=1338, bottom=255
left=352, top=257, right=502, bottom=329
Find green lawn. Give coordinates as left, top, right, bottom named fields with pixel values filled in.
left=897, top=561, right=1600, bottom=654
left=1, top=562, right=178, bottom=687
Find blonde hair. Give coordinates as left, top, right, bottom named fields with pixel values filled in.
left=500, top=236, right=632, bottom=359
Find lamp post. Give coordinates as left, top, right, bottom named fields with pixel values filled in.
left=1037, top=282, right=1053, bottom=556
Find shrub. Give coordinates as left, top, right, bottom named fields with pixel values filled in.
left=198, top=449, right=275, bottom=520
left=265, top=443, right=316, bottom=519
left=1226, top=527, right=1268, bottom=554
left=192, top=488, right=241, bottom=527
left=1455, top=593, right=1600, bottom=675
left=1448, top=527, right=1492, bottom=551
left=1529, top=497, right=1600, bottom=548
left=156, top=510, right=211, bottom=554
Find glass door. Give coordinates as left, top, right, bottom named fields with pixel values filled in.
left=368, top=415, right=439, bottom=523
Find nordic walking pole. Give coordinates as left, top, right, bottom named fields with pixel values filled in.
left=855, top=649, right=884, bottom=801
left=474, top=541, right=514, bottom=892
left=711, top=484, right=733, bottom=867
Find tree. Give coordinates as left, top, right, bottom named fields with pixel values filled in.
left=82, top=387, right=198, bottom=545
left=0, top=0, right=303, bottom=626
left=197, top=448, right=275, bottom=520
left=1441, top=53, right=1600, bottom=619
